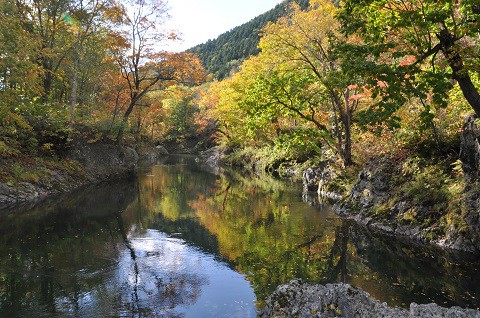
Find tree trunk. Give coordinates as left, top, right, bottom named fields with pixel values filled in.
left=116, top=117, right=127, bottom=143
left=342, top=91, right=353, bottom=167
left=108, top=91, right=121, bottom=134
left=343, top=117, right=353, bottom=166
left=116, top=101, right=136, bottom=142
left=69, top=56, right=79, bottom=127
left=42, top=67, right=53, bottom=102
left=454, top=75, right=480, bottom=117
left=135, top=110, right=142, bottom=143
left=439, top=28, right=480, bottom=117
left=331, top=99, right=344, bottom=160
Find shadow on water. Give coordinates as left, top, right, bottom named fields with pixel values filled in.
left=0, top=178, right=138, bottom=317
left=0, top=156, right=480, bottom=317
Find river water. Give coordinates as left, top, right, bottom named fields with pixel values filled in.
left=0, top=156, right=479, bottom=317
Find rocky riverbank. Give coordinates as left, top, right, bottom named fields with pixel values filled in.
left=330, top=117, right=480, bottom=254
left=194, top=116, right=480, bottom=255
left=262, top=280, right=480, bottom=318
left=332, top=157, right=479, bottom=254
left=0, top=140, right=168, bottom=210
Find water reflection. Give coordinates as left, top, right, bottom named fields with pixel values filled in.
left=0, top=157, right=479, bottom=317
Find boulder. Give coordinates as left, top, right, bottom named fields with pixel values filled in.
left=0, top=182, right=42, bottom=207
left=68, top=141, right=138, bottom=181
left=302, top=163, right=343, bottom=201
left=460, top=115, right=480, bottom=181
left=262, top=280, right=480, bottom=318
left=135, top=143, right=169, bottom=161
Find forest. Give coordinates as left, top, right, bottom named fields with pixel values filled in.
left=188, top=0, right=310, bottom=80
left=1, top=0, right=480, bottom=249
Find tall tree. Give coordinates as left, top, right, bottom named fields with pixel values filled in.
left=260, top=0, right=361, bottom=165
left=115, top=0, right=205, bottom=142
left=0, top=0, right=41, bottom=103
left=18, top=0, right=73, bottom=101
left=337, top=0, right=480, bottom=120
left=64, top=0, right=118, bottom=125
left=220, top=0, right=362, bottom=165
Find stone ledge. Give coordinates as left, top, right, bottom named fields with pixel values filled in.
left=262, top=280, right=480, bottom=318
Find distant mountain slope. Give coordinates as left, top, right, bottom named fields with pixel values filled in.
left=188, top=0, right=310, bottom=80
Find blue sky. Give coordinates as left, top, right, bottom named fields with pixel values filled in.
left=165, top=0, right=283, bottom=51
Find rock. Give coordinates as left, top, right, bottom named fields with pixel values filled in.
left=0, top=140, right=141, bottom=210
left=156, top=145, right=169, bottom=155
left=409, top=303, right=480, bottom=318
left=197, top=147, right=224, bottom=169
left=371, top=222, right=395, bottom=234
left=303, top=167, right=321, bottom=192
left=460, top=115, right=480, bottom=181
left=334, top=158, right=392, bottom=219
left=302, top=163, right=343, bottom=201
left=0, top=182, right=42, bottom=207
left=136, top=143, right=169, bottom=161
left=333, top=155, right=480, bottom=254
left=68, top=141, right=138, bottom=180
left=262, top=280, right=480, bottom=318
left=348, top=158, right=392, bottom=207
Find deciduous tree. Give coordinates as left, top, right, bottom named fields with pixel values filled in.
left=114, top=0, right=205, bottom=142
left=337, top=0, right=480, bottom=121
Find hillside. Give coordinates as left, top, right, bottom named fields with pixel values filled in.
left=188, top=0, right=310, bottom=80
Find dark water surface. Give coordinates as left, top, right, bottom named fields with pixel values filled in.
left=1, top=156, right=479, bottom=317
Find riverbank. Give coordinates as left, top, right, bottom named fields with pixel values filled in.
left=262, top=280, right=480, bottom=317
left=332, top=117, right=480, bottom=254
left=202, top=117, right=480, bottom=255
left=0, top=139, right=168, bottom=210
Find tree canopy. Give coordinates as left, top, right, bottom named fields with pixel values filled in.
left=336, top=0, right=480, bottom=121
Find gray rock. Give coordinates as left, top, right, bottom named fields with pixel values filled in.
left=0, top=182, right=42, bottom=207
left=460, top=115, right=480, bottom=181
left=0, top=141, right=140, bottom=210
left=198, top=147, right=223, bottom=169
left=302, top=164, right=343, bottom=201
left=303, top=167, right=320, bottom=192
left=371, top=222, right=394, bottom=234
left=409, top=302, right=480, bottom=318
left=262, top=280, right=480, bottom=318
left=136, top=143, right=169, bottom=161
left=68, top=141, right=138, bottom=180
left=155, top=145, right=169, bottom=155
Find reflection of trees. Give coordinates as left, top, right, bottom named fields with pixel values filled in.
left=0, top=171, right=213, bottom=317
left=345, top=223, right=480, bottom=308
left=180, top=168, right=480, bottom=310
left=132, top=163, right=480, bottom=311
left=115, top=212, right=140, bottom=314
left=0, top=179, right=138, bottom=316
left=188, top=173, right=343, bottom=303
left=324, top=223, right=349, bottom=283
left=114, top=168, right=213, bottom=317
left=136, top=164, right=219, bottom=223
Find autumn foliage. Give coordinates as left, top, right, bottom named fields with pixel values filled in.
left=0, top=0, right=205, bottom=156
left=0, top=0, right=478, bottom=171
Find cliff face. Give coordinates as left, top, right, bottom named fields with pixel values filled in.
left=333, top=159, right=478, bottom=254
left=331, top=116, right=480, bottom=254
left=0, top=141, right=140, bottom=209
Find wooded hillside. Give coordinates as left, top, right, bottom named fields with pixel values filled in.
left=188, top=0, right=310, bottom=80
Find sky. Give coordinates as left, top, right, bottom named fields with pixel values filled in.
left=164, top=0, right=284, bottom=52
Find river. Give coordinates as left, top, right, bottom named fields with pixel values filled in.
left=0, top=155, right=479, bottom=317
